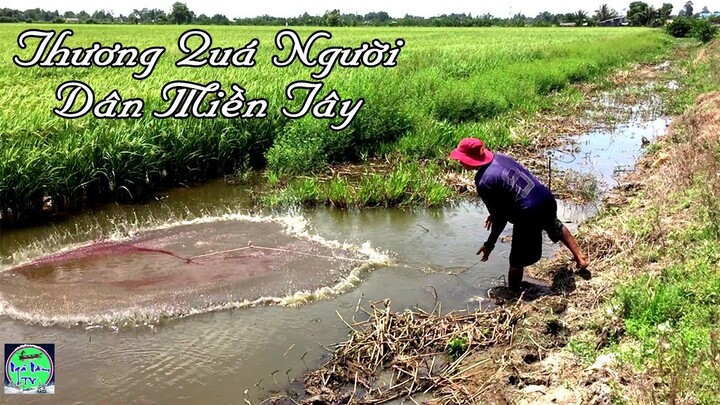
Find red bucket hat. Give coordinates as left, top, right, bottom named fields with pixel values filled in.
left=449, top=138, right=494, bottom=168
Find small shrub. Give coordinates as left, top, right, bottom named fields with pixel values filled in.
left=691, top=19, right=719, bottom=43
left=568, top=337, right=596, bottom=364
left=666, top=17, right=718, bottom=43
left=535, top=68, right=567, bottom=95
left=344, top=99, right=413, bottom=159
left=665, top=17, right=695, bottom=38
left=447, top=336, right=469, bottom=361
left=265, top=120, right=329, bottom=176
left=394, top=121, right=457, bottom=160
left=325, top=178, right=351, bottom=208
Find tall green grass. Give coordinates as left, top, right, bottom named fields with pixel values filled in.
left=261, top=162, right=454, bottom=209
left=0, top=25, right=670, bottom=223
left=612, top=189, right=720, bottom=404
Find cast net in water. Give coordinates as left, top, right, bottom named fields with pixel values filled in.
left=0, top=215, right=389, bottom=328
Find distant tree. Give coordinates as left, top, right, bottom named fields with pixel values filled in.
left=364, top=11, right=390, bottom=25
left=211, top=14, right=229, bottom=25
left=91, top=10, right=113, bottom=22
left=627, top=1, right=656, bottom=26
left=0, top=5, right=687, bottom=28
left=574, top=10, right=589, bottom=24
left=475, top=13, right=497, bottom=26
left=196, top=13, right=210, bottom=24
left=129, top=9, right=140, bottom=23
left=701, top=5, right=709, bottom=13
left=658, top=3, right=674, bottom=21
left=298, top=12, right=316, bottom=25
left=149, top=9, right=168, bottom=23
left=594, top=4, right=618, bottom=22
left=341, top=13, right=363, bottom=26
left=510, top=13, right=527, bottom=26
left=683, top=1, right=694, bottom=17
left=169, top=2, right=193, bottom=24
left=23, top=8, right=40, bottom=21
left=533, top=11, right=555, bottom=26
left=129, top=8, right=166, bottom=23
left=0, top=7, right=22, bottom=19
left=323, top=9, right=341, bottom=26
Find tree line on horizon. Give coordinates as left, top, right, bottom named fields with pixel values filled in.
left=0, top=1, right=717, bottom=27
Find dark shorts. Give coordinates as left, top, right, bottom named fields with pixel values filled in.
left=509, top=199, right=564, bottom=268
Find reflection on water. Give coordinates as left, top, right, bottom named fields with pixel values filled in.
left=552, top=116, right=669, bottom=191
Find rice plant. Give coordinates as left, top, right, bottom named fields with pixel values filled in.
left=0, top=24, right=669, bottom=222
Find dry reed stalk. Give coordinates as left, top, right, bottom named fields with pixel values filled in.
left=303, top=299, right=529, bottom=404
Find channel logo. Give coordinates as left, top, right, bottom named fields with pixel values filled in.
left=4, top=343, right=55, bottom=394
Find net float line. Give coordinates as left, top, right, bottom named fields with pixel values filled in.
left=117, top=241, right=370, bottom=264
left=116, top=244, right=194, bottom=262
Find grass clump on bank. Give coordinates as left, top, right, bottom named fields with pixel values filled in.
left=260, top=162, right=455, bottom=209
left=0, top=25, right=670, bottom=225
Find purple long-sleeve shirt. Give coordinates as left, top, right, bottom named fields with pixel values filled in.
left=475, top=153, right=554, bottom=251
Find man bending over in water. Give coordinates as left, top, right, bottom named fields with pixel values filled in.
left=449, top=138, right=589, bottom=291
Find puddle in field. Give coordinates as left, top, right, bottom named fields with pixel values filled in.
left=552, top=116, right=669, bottom=193
left=0, top=106, right=669, bottom=403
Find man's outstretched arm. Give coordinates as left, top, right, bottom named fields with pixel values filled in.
left=476, top=189, right=507, bottom=260
left=476, top=215, right=506, bottom=261
left=483, top=216, right=507, bottom=252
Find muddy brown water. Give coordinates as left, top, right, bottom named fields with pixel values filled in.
left=0, top=114, right=668, bottom=404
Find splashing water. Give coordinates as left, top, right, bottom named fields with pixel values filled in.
left=0, top=210, right=393, bottom=328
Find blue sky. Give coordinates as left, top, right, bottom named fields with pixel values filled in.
left=2, top=0, right=699, bottom=19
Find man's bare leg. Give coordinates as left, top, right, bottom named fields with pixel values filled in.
left=559, top=225, right=589, bottom=269
left=508, top=267, right=524, bottom=291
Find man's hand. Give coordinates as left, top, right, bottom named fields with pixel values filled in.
left=476, top=245, right=491, bottom=262
left=484, top=215, right=492, bottom=231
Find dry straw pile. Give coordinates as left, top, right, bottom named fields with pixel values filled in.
left=304, top=299, right=531, bottom=404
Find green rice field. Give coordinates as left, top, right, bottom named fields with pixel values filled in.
left=0, top=25, right=671, bottom=225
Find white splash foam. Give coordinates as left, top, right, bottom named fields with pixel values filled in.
left=3, top=208, right=392, bottom=270
left=0, top=208, right=395, bottom=327
left=0, top=256, right=388, bottom=328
